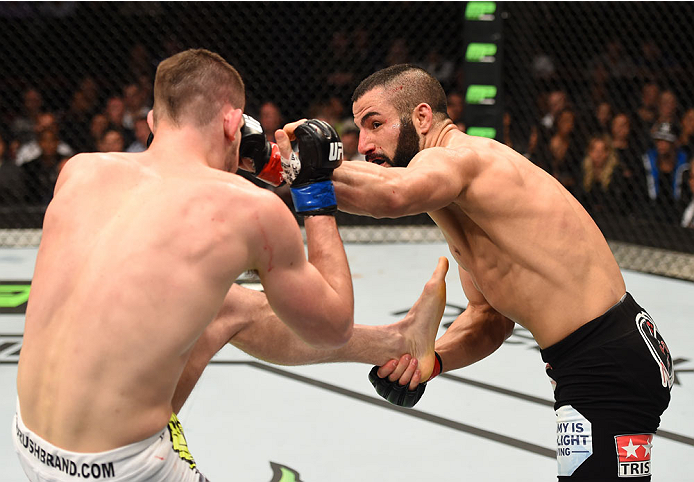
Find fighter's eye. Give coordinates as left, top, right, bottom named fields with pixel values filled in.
left=372, top=121, right=382, bottom=129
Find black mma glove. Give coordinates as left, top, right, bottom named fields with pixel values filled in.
left=281, top=119, right=343, bottom=216
left=368, top=352, right=443, bottom=408
left=239, top=114, right=284, bottom=187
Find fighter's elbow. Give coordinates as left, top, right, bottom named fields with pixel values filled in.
left=332, top=318, right=354, bottom=347
left=306, top=317, right=354, bottom=349
left=375, top=187, right=411, bottom=219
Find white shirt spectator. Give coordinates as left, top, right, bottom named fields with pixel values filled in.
left=15, top=140, right=74, bottom=166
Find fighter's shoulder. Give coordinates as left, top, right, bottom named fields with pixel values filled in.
left=203, top=171, right=282, bottom=204
left=410, top=143, right=479, bottom=170
left=55, top=152, right=135, bottom=189
left=199, top=172, right=292, bottom=221
left=61, top=152, right=139, bottom=176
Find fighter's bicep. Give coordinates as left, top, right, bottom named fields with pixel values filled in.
left=400, top=149, right=473, bottom=212
left=458, top=266, right=515, bottom=340
left=458, top=266, right=490, bottom=307
left=244, top=197, right=322, bottom=318
left=246, top=194, right=307, bottom=276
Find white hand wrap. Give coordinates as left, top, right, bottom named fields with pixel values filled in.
left=281, top=152, right=302, bottom=185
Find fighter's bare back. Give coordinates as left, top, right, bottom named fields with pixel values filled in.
left=16, top=151, right=270, bottom=452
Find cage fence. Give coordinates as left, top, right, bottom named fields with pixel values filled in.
left=0, top=2, right=692, bottom=279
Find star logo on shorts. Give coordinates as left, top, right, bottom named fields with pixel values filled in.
left=621, top=438, right=641, bottom=458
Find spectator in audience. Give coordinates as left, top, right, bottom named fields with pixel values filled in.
left=128, top=43, right=154, bottom=81
left=10, top=87, right=43, bottom=145
left=341, top=122, right=365, bottom=161
left=15, top=112, right=74, bottom=166
left=0, top=131, right=24, bottom=205
left=446, top=91, right=464, bottom=130
left=633, top=81, right=660, bottom=149
left=352, top=28, right=377, bottom=83
left=587, top=101, right=613, bottom=137
left=104, top=96, right=134, bottom=146
left=259, top=101, right=283, bottom=143
left=678, top=107, right=694, bottom=159
left=77, top=76, right=102, bottom=118
left=540, top=89, right=568, bottom=131
left=611, top=112, right=648, bottom=215
left=20, top=128, right=68, bottom=206
left=501, top=111, right=531, bottom=155
left=383, top=37, right=411, bottom=67
left=98, top=129, right=126, bottom=153
left=523, top=125, right=540, bottom=162
left=580, top=135, right=625, bottom=216
left=641, top=122, right=690, bottom=224
left=547, top=108, right=582, bottom=194
left=61, top=90, right=94, bottom=152
left=417, top=49, right=455, bottom=91
left=534, top=90, right=570, bottom=169
left=88, top=114, right=109, bottom=152
left=307, top=99, right=340, bottom=128
left=592, top=39, right=637, bottom=86
left=654, top=90, right=679, bottom=132
left=681, top=159, right=694, bottom=228
left=138, top=74, right=154, bottom=110
left=126, top=116, right=151, bottom=153
left=325, top=31, right=358, bottom=105
left=122, top=83, right=151, bottom=131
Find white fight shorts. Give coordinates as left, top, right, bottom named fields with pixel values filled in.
left=13, top=400, right=210, bottom=482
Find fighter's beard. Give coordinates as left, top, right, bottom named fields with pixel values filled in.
left=391, top=117, right=421, bottom=167
left=365, top=117, right=420, bottom=168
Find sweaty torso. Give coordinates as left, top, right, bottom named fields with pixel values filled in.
left=16, top=152, right=255, bottom=451
left=427, top=129, right=625, bottom=347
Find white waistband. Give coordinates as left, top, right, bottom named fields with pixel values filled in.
left=14, top=398, right=169, bottom=480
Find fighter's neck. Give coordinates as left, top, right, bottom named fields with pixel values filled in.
left=423, top=120, right=458, bottom=149
left=148, top=127, right=224, bottom=170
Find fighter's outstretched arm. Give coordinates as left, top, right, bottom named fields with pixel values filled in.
left=331, top=148, right=474, bottom=218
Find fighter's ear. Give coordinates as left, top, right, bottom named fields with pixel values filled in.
left=146, top=109, right=154, bottom=133
left=224, top=108, right=244, bottom=141
left=413, top=103, right=434, bottom=134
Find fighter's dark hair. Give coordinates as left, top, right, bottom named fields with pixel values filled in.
left=351, top=64, right=448, bottom=119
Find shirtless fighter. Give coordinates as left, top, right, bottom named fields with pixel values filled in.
left=319, top=64, right=672, bottom=481
left=13, top=49, right=361, bottom=482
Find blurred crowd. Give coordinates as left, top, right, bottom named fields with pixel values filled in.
left=0, top=36, right=692, bottom=230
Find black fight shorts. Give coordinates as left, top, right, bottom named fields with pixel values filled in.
left=540, top=293, right=673, bottom=481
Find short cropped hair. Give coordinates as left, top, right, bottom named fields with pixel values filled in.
left=153, top=49, right=245, bottom=128
left=352, top=64, right=448, bottom=120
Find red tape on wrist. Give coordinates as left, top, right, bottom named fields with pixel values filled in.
left=257, top=143, right=283, bottom=186
left=427, top=352, right=443, bottom=382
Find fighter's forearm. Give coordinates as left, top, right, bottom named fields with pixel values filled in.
left=332, top=162, right=401, bottom=218
left=303, top=215, right=353, bottom=310
left=434, top=307, right=514, bottom=372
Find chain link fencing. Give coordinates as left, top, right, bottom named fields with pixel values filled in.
left=0, top=2, right=692, bottom=278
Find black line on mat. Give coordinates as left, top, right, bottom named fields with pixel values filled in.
left=439, top=373, right=694, bottom=446
left=210, top=360, right=556, bottom=458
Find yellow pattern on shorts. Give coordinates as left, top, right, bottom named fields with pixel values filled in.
left=168, top=413, right=196, bottom=469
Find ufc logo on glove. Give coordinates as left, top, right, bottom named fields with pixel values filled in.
left=328, top=142, right=343, bottom=162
